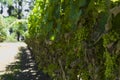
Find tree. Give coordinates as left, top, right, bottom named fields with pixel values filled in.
left=0, top=0, right=34, bottom=18
left=16, top=0, right=120, bottom=79
left=0, top=0, right=33, bottom=41
left=0, top=14, right=6, bottom=42
left=0, top=0, right=13, bottom=15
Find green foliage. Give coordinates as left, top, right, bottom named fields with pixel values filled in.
left=104, top=51, right=116, bottom=79
left=26, top=0, right=120, bottom=80
left=0, top=15, right=6, bottom=42
left=4, top=17, right=17, bottom=27
left=103, top=30, right=119, bottom=47
left=0, top=0, right=13, bottom=5
left=1, top=16, right=28, bottom=42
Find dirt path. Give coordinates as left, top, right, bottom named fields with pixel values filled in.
left=0, top=42, right=27, bottom=74
left=0, top=42, right=51, bottom=80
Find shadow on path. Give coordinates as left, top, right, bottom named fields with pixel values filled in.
left=0, top=46, right=51, bottom=80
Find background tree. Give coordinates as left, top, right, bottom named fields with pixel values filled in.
left=0, top=14, right=6, bottom=42
left=0, top=0, right=34, bottom=42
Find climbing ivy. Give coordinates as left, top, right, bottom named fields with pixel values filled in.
left=26, top=0, right=120, bottom=80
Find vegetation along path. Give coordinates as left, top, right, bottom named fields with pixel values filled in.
left=0, top=42, right=51, bottom=80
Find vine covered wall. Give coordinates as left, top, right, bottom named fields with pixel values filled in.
left=26, top=0, right=120, bottom=80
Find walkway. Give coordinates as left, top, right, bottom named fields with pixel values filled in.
left=0, top=42, right=51, bottom=80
